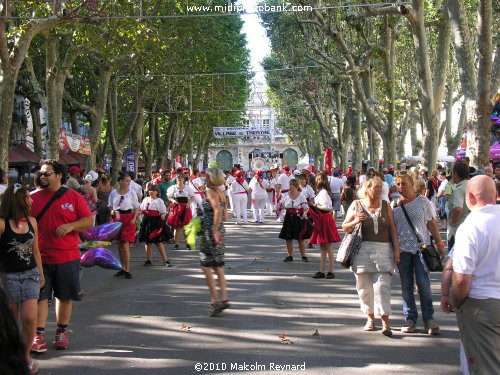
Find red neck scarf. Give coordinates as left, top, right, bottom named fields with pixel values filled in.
left=284, top=171, right=291, bottom=176
left=236, top=177, right=245, bottom=184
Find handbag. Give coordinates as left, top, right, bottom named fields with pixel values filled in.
left=336, top=201, right=362, bottom=268
left=399, top=201, right=443, bottom=272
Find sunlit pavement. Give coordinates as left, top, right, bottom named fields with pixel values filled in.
left=36, top=217, right=459, bottom=374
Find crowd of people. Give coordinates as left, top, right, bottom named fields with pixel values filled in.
left=0, top=158, right=498, bottom=374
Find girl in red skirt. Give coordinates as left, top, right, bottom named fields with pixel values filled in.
left=108, top=173, right=140, bottom=279
left=166, top=174, right=194, bottom=249
left=309, top=173, right=341, bottom=279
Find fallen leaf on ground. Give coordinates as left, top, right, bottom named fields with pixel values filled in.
left=181, top=323, right=192, bottom=332
left=311, top=329, right=320, bottom=336
left=132, top=316, right=142, bottom=318
left=278, top=333, right=294, bottom=344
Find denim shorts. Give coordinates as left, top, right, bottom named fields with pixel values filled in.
left=2, top=268, right=41, bottom=303
left=39, top=259, right=82, bottom=301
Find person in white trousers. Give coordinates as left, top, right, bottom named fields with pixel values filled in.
left=226, top=167, right=237, bottom=213
left=230, top=171, right=249, bottom=224
left=275, top=165, right=295, bottom=223
left=249, top=170, right=269, bottom=223
left=265, top=171, right=277, bottom=216
left=189, top=168, right=205, bottom=217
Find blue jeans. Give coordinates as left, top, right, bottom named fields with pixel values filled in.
left=398, top=252, right=435, bottom=324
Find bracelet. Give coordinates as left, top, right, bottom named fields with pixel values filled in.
left=436, top=242, right=445, bottom=247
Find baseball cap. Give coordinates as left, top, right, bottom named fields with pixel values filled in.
left=69, top=166, right=82, bottom=174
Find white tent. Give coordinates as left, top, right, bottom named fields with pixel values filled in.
left=297, top=153, right=310, bottom=168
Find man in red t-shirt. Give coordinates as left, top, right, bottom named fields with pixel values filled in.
left=30, top=160, right=92, bottom=352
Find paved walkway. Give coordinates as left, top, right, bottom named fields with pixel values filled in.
left=36, top=218, right=461, bottom=375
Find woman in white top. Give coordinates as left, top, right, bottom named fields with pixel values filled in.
left=299, top=173, right=315, bottom=203
left=166, top=174, right=195, bottom=249
left=108, top=173, right=140, bottom=279
left=139, top=184, right=171, bottom=266
left=309, top=173, right=341, bottom=279
left=279, top=179, right=310, bottom=262
left=82, top=174, right=98, bottom=225
left=249, top=170, right=269, bottom=223
left=230, top=171, right=249, bottom=225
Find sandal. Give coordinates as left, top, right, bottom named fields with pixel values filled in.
left=382, top=327, right=393, bottom=337
left=209, top=303, right=224, bottom=317
left=220, top=300, right=231, bottom=311
left=363, top=320, right=375, bottom=331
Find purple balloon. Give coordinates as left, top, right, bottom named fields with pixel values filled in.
left=80, top=248, right=122, bottom=270
left=80, top=222, right=122, bottom=242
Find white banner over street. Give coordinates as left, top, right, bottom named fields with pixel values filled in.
left=213, top=127, right=271, bottom=138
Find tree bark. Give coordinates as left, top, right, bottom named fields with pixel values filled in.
left=402, top=1, right=449, bottom=170
left=30, top=102, right=43, bottom=156
left=446, top=0, right=492, bottom=168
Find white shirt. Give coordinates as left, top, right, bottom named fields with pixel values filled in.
left=358, top=174, right=367, bottom=189
left=437, top=179, right=449, bottom=197
left=130, top=180, right=143, bottom=200
left=140, top=197, right=167, bottom=214
left=249, top=177, right=269, bottom=199
left=190, top=177, right=205, bottom=194
left=167, top=184, right=194, bottom=199
left=282, top=193, right=308, bottom=209
left=314, top=189, right=333, bottom=210
left=328, top=176, right=343, bottom=194
left=230, top=179, right=249, bottom=194
left=381, top=181, right=390, bottom=202
left=452, top=205, right=500, bottom=300
left=108, top=190, right=140, bottom=210
left=267, top=177, right=277, bottom=190
left=300, top=185, right=315, bottom=200
left=277, top=173, right=295, bottom=191
left=0, top=184, right=7, bottom=196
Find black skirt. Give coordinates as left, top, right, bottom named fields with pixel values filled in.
left=279, top=212, right=312, bottom=240
left=138, top=215, right=172, bottom=244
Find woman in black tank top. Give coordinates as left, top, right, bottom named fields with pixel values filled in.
left=0, top=184, right=44, bottom=374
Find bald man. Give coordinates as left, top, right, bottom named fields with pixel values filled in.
left=451, top=175, right=500, bottom=375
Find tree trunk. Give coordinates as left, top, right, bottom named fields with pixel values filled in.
left=30, top=102, right=43, bottom=156
left=351, top=97, right=363, bottom=172
left=382, top=16, right=397, bottom=166
left=446, top=0, right=492, bottom=168
left=132, top=109, right=144, bottom=175
left=403, top=1, right=449, bottom=170
left=0, top=72, right=16, bottom=170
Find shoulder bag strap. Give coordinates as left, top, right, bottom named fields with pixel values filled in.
left=35, top=187, right=68, bottom=222
left=399, top=200, right=422, bottom=244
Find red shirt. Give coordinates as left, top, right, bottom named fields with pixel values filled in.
left=31, top=188, right=91, bottom=264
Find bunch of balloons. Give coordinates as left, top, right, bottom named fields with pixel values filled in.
left=80, top=222, right=122, bottom=270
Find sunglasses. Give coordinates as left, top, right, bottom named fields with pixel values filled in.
left=40, top=171, right=54, bottom=177
left=397, top=171, right=409, bottom=176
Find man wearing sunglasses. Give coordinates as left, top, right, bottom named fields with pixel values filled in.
left=30, top=160, right=93, bottom=352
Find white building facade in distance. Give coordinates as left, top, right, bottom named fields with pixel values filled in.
left=208, top=79, right=300, bottom=172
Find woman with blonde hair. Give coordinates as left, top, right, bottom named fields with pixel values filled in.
left=309, top=173, right=341, bottom=279
left=342, top=176, right=400, bottom=336
left=199, top=168, right=229, bottom=316
left=392, top=172, right=444, bottom=335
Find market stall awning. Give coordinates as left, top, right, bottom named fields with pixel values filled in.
left=8, top=143, right=42, bottom=166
